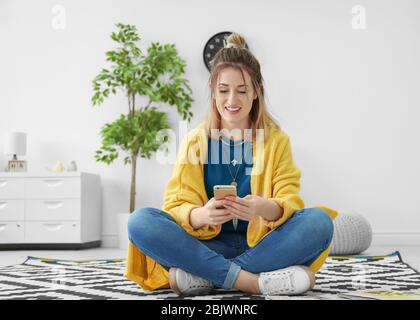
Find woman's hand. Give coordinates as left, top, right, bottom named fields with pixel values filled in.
left=222, top=194, right=283, bottom=222
left=190, top=197, right=234, bottom=228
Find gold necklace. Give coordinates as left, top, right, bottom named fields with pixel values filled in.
left=219, top=138, right=247, bottom=231
left=219, top=135, right=245, bottom=147
left=219, top=138, right=243, bottom=187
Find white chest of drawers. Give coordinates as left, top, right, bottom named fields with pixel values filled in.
left=0, top=172, right=101, bottom=249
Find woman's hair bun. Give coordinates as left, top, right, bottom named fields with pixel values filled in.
left=226, top=33, right=246, bottom=49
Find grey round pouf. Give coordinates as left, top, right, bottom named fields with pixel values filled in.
left=330, top=212, right=372, bottom=255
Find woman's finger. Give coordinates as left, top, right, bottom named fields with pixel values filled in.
left=226, top=196, right=251, bottom=208
left=211, top=215, right=233, bottom=224
left=213, top=199, right=226, bottom=207
left=224, top=204, right=251, bottom=221
left=213, top=216, right=233, bottom=224
left=223, top=199, right=250, bottom=215
left=211, top=209, right=231, bottom=217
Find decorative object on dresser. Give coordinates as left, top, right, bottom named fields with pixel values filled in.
left=91, top=23, right=194, bottom=249
left=4, top=132, right=27, bottom=172
left=52, top=160, right=65, bottom=173
left=67, top=161, right=78, bottom=172
left=45, top=162, right=61, bottom=173
left=0, top=171, right=101, bottom=249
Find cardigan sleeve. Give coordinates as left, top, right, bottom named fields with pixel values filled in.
left=161, top=135, right=220, bottom=240
left=264, top=136, right=305, bottom=230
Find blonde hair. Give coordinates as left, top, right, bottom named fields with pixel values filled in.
left=205, top=33, right=280, bottom=142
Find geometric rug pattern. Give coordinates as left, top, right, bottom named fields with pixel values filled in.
left=0, top=251, right=419, bottom=300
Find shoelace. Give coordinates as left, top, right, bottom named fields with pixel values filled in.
left=263, top=271, right=295, bottom=293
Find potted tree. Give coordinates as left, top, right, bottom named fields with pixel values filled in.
left=92, top=23, right=193, bottom=249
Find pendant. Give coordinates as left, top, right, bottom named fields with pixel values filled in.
left=231, top=181, right=237, bottom=187
left=233, top=218, right=238, bottom=230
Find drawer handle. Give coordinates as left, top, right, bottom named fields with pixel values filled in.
left=0, top=180, right=8, bottom=187
left=43, top=201, right=64, bottom=209
left=0, top=224, right=6, bottom=231
left=0, top=201, right=8, bottom=209
left=43, top=179, right=64, bottom=187
left=43, top=223, right=63, bottom=231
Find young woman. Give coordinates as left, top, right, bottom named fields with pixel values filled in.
left=125, top=33, right=337, bottom=296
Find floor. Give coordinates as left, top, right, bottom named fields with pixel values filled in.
left=1, top=245, right=419, bottom=271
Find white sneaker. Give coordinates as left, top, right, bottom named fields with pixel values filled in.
left=258, top=265, right=315, bottom=296
left=169, top=268, right=214, bottom=296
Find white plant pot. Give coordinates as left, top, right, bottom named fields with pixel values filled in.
left=117, top=213, right=131, bottom=250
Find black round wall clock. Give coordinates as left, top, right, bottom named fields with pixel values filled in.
left=203, top=31, right=249, bottom=72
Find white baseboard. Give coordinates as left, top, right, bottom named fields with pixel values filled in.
left=371, top=232, right=420, bottom=247
left=101, top=234, right=119, bottom=248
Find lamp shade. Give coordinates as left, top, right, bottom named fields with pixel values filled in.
left=4, top=132, right=27, bottom=156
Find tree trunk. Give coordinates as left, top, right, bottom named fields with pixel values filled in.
left=129, top=155, right=137, bottom=213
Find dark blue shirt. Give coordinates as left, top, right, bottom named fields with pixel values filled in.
left=204, top=136, right=253, bottom=233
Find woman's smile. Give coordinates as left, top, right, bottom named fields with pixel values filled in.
left=225, top=106, right=242, bottom=115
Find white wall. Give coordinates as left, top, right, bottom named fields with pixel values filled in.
left=1, top=0, right=419, bottom=247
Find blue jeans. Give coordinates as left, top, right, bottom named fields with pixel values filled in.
left=127, top=207, right=334, bottom=290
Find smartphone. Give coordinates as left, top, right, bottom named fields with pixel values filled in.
left=213, top=184, right=237, bottom=200
left=213, top=185, right=238, bottom=229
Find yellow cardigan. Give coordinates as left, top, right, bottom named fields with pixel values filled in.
left=125, top=121, right=338, bottom=290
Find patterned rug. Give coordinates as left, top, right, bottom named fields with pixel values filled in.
left=0, top=251, right=419, bottom=300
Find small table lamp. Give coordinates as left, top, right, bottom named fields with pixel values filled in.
left=4, top=132, right=27, bottom=172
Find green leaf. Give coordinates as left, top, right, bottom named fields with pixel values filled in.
left=91, top=23, right=195, bottom=207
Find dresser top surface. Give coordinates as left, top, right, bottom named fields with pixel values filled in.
left=0, top=171, right=98, bottom=178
